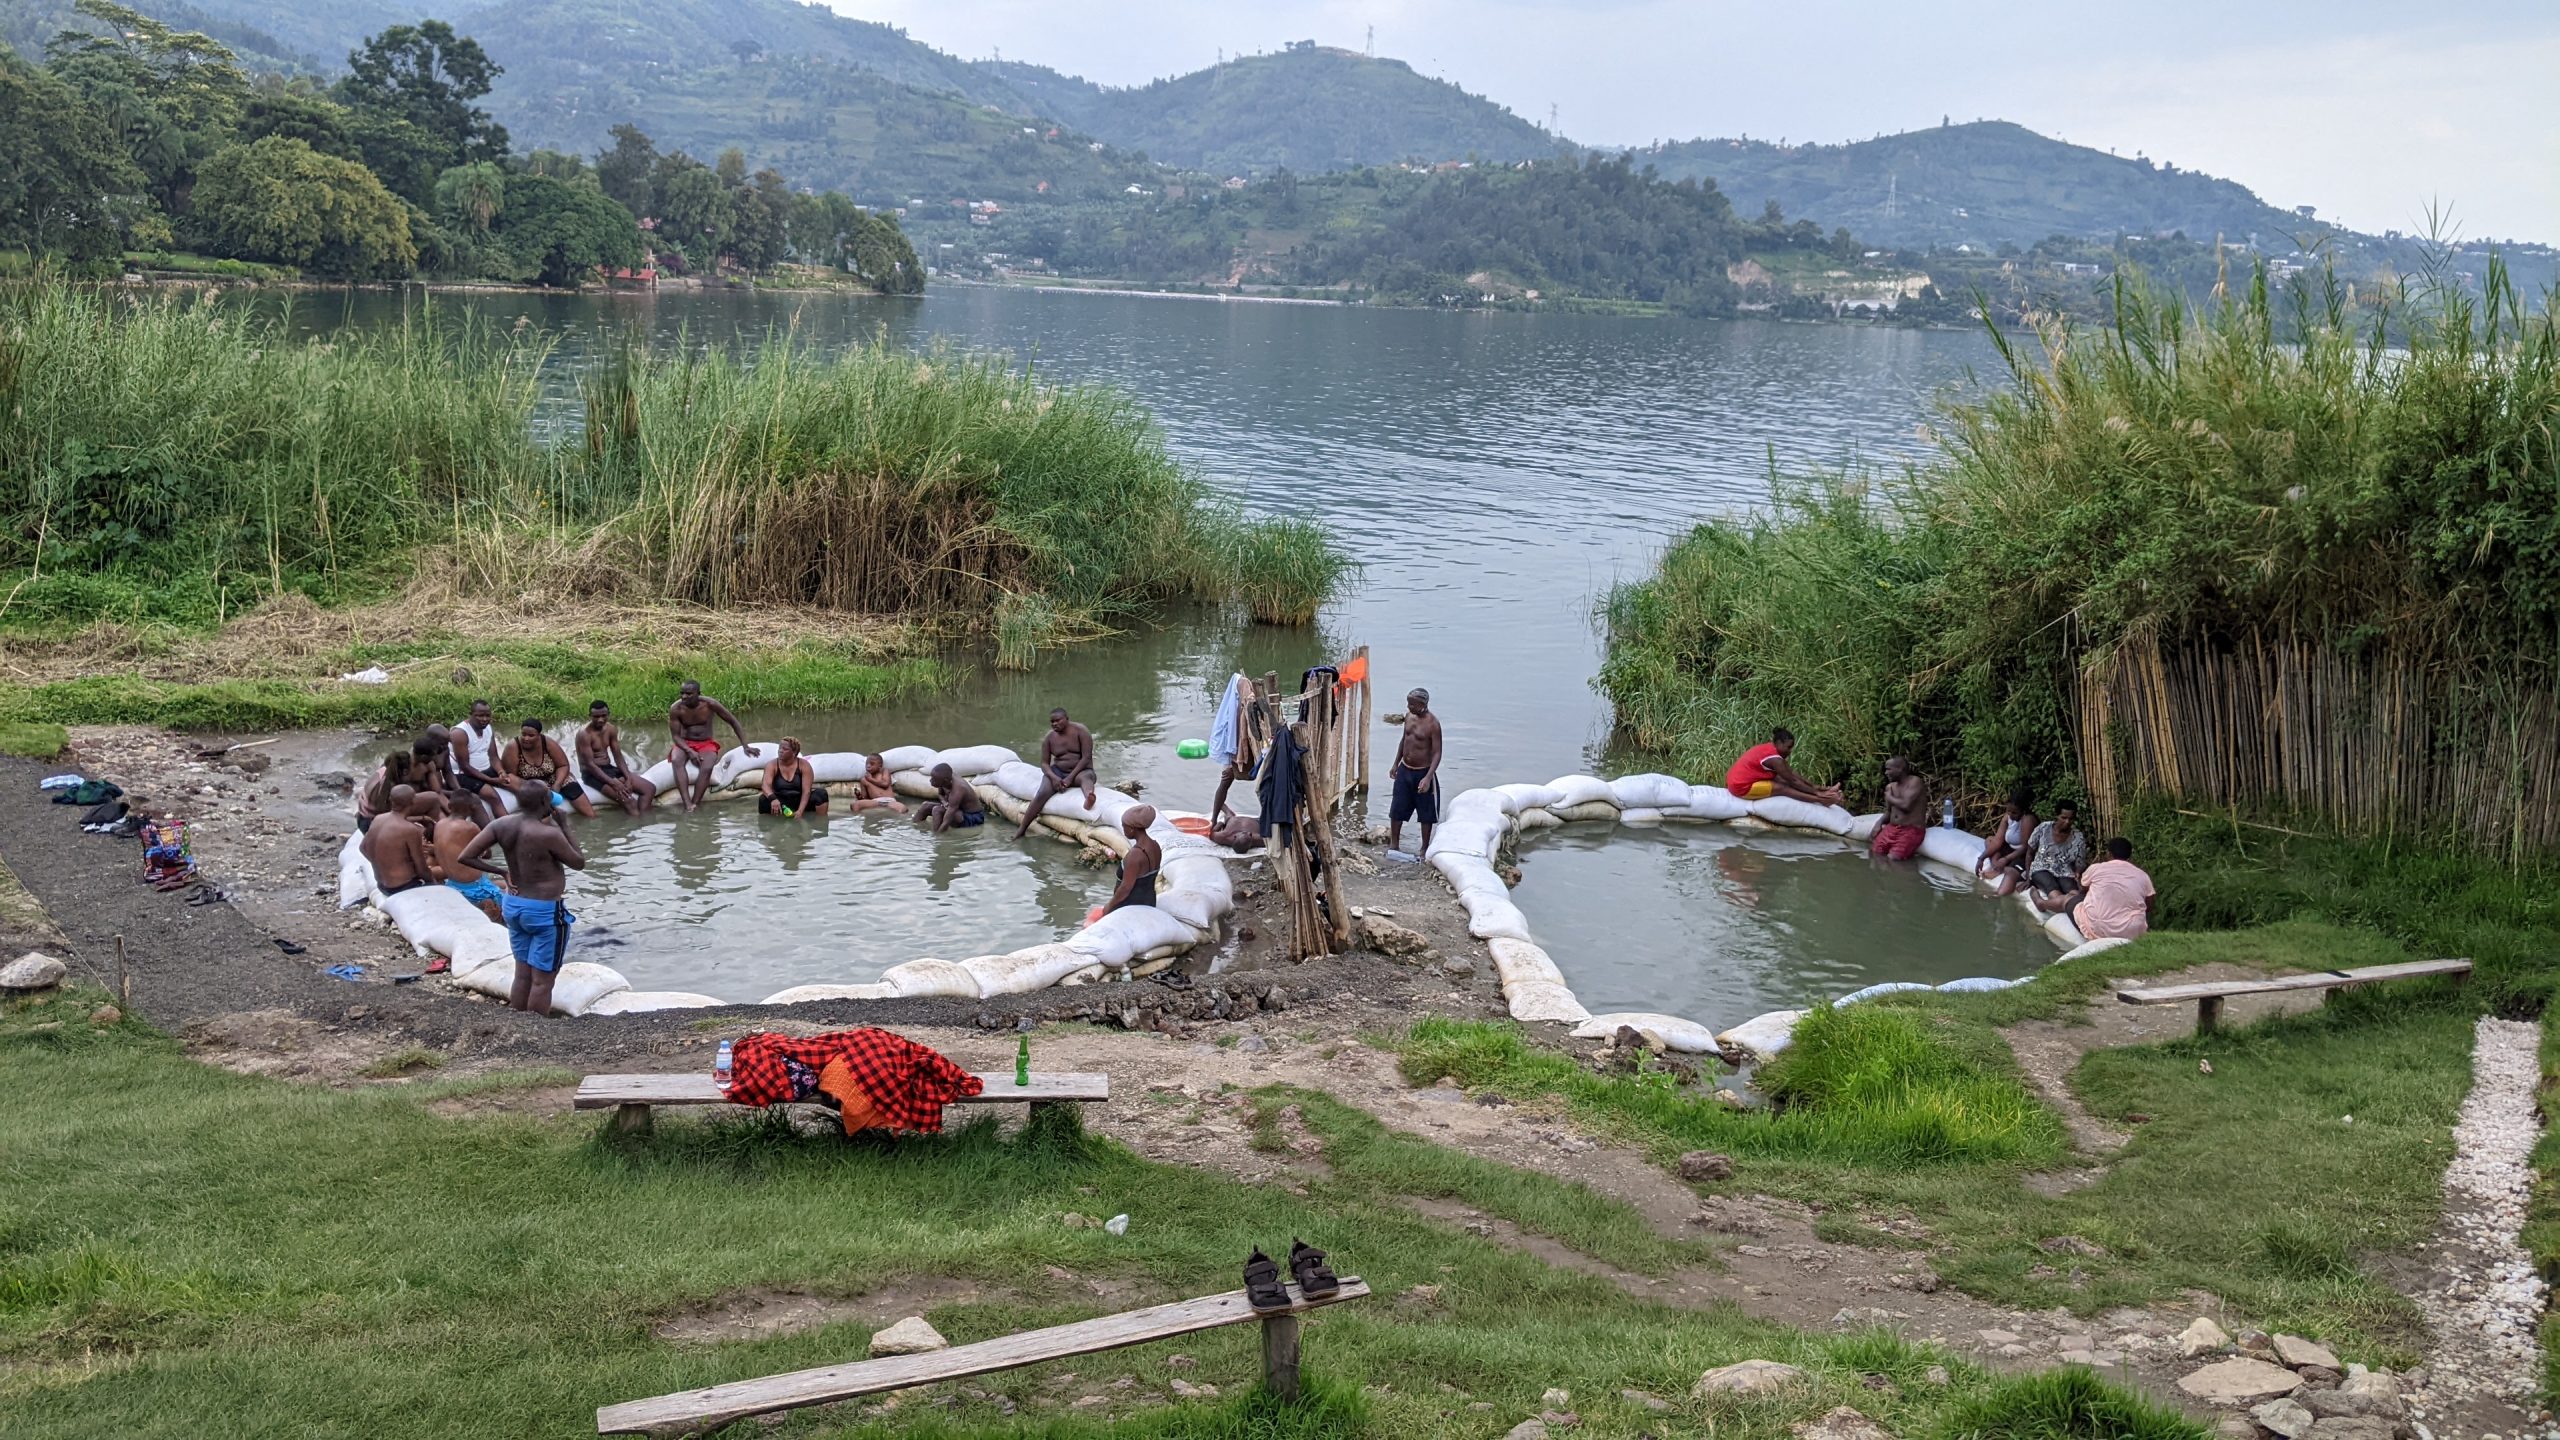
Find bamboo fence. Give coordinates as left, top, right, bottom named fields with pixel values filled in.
left=1253, top=651, right=1371, bottom=960
left=2073, top=630, right=2560, bottom=855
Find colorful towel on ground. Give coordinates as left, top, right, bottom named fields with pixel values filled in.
left=725, top=1028, right=984, bottom=1133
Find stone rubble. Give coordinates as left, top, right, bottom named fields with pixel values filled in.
left=2411, top=1017, right=2546, bottom=1406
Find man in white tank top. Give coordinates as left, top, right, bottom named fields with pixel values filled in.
left=450, top=699, right=509, bottom=819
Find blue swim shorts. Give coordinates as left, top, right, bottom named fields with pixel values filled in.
left=500, top=893, right=575, bottom=974
left=445, top=875, right=503, bottom=907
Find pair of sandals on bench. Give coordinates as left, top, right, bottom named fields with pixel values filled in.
left=1242, top=1239, right=1338, bottom=1313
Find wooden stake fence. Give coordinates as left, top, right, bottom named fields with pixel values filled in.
left=1252, top=654, right=1369, bottom=961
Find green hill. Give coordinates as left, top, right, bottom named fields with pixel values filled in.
left=1639, top=120, right=2322, bottom=250
left=992, top=45, right=1563, bottom=175
left=1, top=0, right=315, bottom=70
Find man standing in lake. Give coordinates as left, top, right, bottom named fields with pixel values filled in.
left=451, top=781, right=587, bottom=1015
left=1014, top=707, right=1097, bottom=840
left=1388, top=688, right=1442, bottom=855
left=666, top=680, right=755, bottom=814
left=1870, top=756, right=1928, bottom=861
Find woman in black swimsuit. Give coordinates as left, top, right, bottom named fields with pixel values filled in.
left=503, top=719, right=598, bottom=818
left=1101, top=804, right=1160, bottom=915
left=758, top=737, right=830, bottom=816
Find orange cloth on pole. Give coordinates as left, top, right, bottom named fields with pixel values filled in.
left=1334, top=654, right=1368, bottom=686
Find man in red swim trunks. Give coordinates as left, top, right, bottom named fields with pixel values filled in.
left=1869, top=756, right=1929, bottom=861
left=1724, top=727, right=1843, bottom=805
left=665, top=679, right=756, bottom=814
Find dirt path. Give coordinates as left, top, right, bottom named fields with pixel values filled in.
left=2409, top=1017, right=2547, bottom=1416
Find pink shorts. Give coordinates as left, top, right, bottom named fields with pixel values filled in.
left=1870, top=823, right=1925, bottom=861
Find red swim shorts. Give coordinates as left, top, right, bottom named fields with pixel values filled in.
left=681, top=738, right=721, bottom=755
left=1870, top=823, right=1925, bottom=861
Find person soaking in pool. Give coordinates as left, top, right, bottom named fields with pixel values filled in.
left=846, top=753, right=907, bottom=815
left=1015, top=708, right=1098, bottom=840
left=1101, top=805, right=1161, bottom=915
left=451, top=781, right=587, bottom=1014
left=758, top=737, right=830, bottom=817
left=1387, top=689, right=1442, bottom=854
left=1724, top=727, right=1843, bottom=805
left=666, top=680, right=756, bottom=814
left=915, top=763, right=986, bottom=833
left=1869, top=757, right=1930, bottom=861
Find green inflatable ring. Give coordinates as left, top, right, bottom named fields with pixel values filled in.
left=1175, top=738, right=1210, bottom=759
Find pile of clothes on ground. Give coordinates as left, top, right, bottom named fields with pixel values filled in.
left=40, top=773, right=214, bottom=899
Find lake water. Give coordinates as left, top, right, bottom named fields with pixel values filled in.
left=311, top=285, right=2051, bottom=1015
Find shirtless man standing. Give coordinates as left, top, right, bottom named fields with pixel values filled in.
left=1869, top=756, right=1929, bottom=861
left=1014, top=708, right=1097, bottom=840
left=1388, top=688, right=1443, bottom=855
left=360, top=785, right=438, bottom=898
left=576, top=701, right=657, bottom=816
left=666, top=680, right=755, bottom=813
left=427, top=793, right=504, bottom=922
left=451, top=781, right=588, bottom=1015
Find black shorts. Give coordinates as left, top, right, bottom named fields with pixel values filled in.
left=580, top=763, right=626, bottom=790
left=1041, top=767, right=1097, bottom=791
left=458, top=772, right=489, bottom=794
left=553, top=778, right=586, bottom=802
left=1390, top=765, right=1438, bottom=825
left=759, top=787, right=828, bottom=814
left=2028, top=869, right=2077, bottom=894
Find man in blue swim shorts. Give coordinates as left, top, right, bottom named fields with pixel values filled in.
left=452, top=781, right=588, bottom=1014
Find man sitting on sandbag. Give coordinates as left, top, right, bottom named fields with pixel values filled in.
left=1723, top=726, right=1843, bottom=806
left=1015, top=707, right=1098, bottom=840
left=361, top=785, right=438, bottom=898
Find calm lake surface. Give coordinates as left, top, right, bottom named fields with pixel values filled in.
left=312, top=285, right=2052, bottom=1016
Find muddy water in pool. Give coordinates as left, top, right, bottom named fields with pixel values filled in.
left=310, top=286, right=2044, bottom=1017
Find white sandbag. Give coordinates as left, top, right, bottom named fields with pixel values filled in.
left=710, top=745, right=774, bottom=788
left=1424, top=814, right=1507, bottom=862
left=934, top=744, right=1018, bottom=778
left=452, top=956, right=517, bottom=1000
left=988, top=761, right=1047, bottom=801
left=584, top=990, right=728, bottom=1015
left=799, top=751, right=871, bottom=784
left=1716, top=1009, right=1806, bottom=1062
left=1618, top=807, right=1665, bottom=826
left=1935, top=976, right=2027, bottom=994
left=1680, top=785, right=1753, bottom=820
left=1056, top=964, right=1109, bottom=987
left=1487, top=937, right=1565, bottom=990
left=1506, top=980, right=1592, bottom=1024
left=1431, top=850, right=1502, bottom=893
left=1066, top=905, right=1200, bottom=968
left=549, top=962, right=633, bottom=1017
left=1037, top=814, right=1094, bottom=842
left=963, top=943, right=1088, bottom=994
left=1547, top=774, right=1616, bottom=808
left=1725, top=814, right=1774, bottom=833
left=380, top=884, right=506, bottom=963
left=1154, top=855, right=1233, bottom=930
left=977, top=787, right=1030, bottom=826
left=1444, top=789, right=1508, bottom=825
left=1919, top=827, right=1988, bottom=872
left=2058, top=936, right=2134, bottom=964
left=1084, top=790, right=1142, bottom=833
left=1835, top=981, right=1935, bottom=1006
left=875, top=744, right=938, bottom=773
left=881, top=958, right=983, bottom=999
left=2042, top=911, right=2085, bottom=947
left=637, top=758, right=678, bottom=794
left=1462, top=892, right=1534, bottom=943
left=1550, top=800, right=1621, bottom=823
left=1570, top=1011, right=1722, bottom=1054
left=1492, top=782, right=1565, bottom=814
left=1609, top=773, right=1691, bottom=810
left=760, top=983, right=896, bottom=1004
left=1845, top=813, right=1882, bottom=843
left=337, top=833, right=374, bottom=909
left=889, top=770, right=940, bottom=799
left=1515, top=806, right=1562, bottom=830
left=1749, top=797, right=1857, bottom=835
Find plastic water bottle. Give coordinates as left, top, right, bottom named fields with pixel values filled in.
left=1015, top=1034, right=1031, bottom=1087
left=714, top=1040, right=734, bottom=1091
left=1941, top=798, right=1957, bottom=829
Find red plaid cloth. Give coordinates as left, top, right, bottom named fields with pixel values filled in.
left=725, top=1029, right=984, bottom=1133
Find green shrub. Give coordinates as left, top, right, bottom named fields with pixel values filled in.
left=1932, top=1367, right=2206, bottom=1440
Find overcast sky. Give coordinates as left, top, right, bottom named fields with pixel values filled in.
left=839, top=0, right=2560, bottom=244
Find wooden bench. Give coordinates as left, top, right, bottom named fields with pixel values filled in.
left=573, top=1071, right=1109, bottom=1135
left=597, top=1276, right=1370, bottom=1436
left=2117, top=959, right=2472, bottom=1036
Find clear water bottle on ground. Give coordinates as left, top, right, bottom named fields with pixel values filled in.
left=1941, top=798, right=1957, bottom=829
left=714, top=1039, right=734, bottom=1091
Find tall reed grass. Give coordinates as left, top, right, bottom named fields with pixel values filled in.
left=0, top=283, right=1349, bottom=646
left=1601, top=261, right=2560, bottom=834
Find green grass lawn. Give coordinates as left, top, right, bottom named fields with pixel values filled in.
left=0, top=986, right=2203, bottom=1440
left=1403, top=920, right=2475, bottom=1367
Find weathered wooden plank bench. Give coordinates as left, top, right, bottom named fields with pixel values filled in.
left=597, top=1276, right=1369, bottom=1436
left=574, top=1071, right=1110, bottom=1134
left=2117, top=958, right=2472, bottom=1036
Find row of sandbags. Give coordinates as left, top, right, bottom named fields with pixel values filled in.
left=1420, top=773, right=2106, bottom=1060
left=328, top=739, right=1239, bottom=1016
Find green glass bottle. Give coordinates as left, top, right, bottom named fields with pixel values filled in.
left=1015, top=1033, right=1031, bottom=1086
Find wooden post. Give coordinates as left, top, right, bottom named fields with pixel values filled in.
left=1355, top=645, right=1372, bottom=794
left=1259, top=1311, right=1302, bottom=1402
left=115, top=934, right=129, bottom=1007
left=612, top=1103, right=653, bottom=1136
left=2195, top=996, right=2223, bottom=1038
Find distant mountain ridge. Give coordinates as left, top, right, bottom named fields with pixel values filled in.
left=1639, top=121, right=2324, bottom=251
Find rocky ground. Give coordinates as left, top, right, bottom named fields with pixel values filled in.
left=3, top=726, right=2551, bottom=1436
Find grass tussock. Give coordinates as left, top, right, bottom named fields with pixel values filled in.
left=0, top=284, right=1349, bottom=664
left=1599, top=262, right=2560, bottom=827
left=1931, top=1367, right=2205, bottom=1440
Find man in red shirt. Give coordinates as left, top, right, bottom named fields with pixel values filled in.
left=1725, top=727, right=1843, bottom=805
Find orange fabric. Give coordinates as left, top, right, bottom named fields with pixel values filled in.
left=1171, top=816, right=1212, bottom=836
left=1334, top=654, right=1369, bottom=686
left=816, top=1057, right=891, bottom=1135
